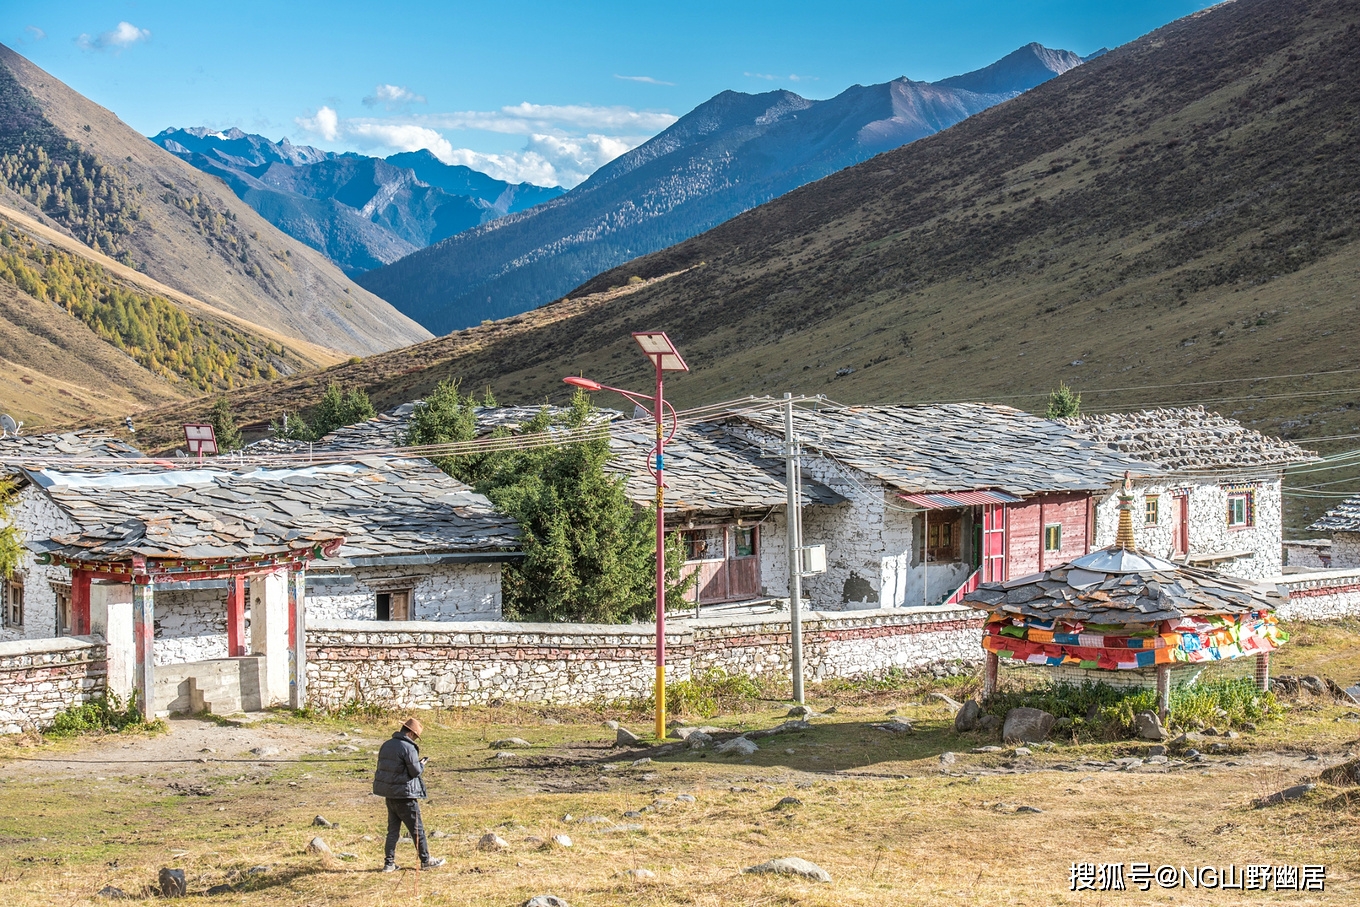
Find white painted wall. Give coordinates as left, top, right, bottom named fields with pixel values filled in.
left=1, top=485, right=78, bottom=642
left=306, top=562, right=505, bottom=622
left=1092, top=476, right=1284, bottom=580
left=1330, top=532, right=1360, bottom=569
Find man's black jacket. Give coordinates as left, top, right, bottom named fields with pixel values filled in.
left=372, top=731, right=427, bottom=799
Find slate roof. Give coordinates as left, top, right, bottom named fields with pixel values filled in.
left=242, top=403, right=622, bottom=455
left=25, top=457, right=520, bottom=565
left=607, top=421, right=843, bottom=515
left=1062, top=407, right=1316, bottom=473
left=740, top=403, right=1155, bottom=496
left=1308, top=495, right=1360, bottom=533
left=965, top=547, right=1284, bottom=623
left=0, top=431, right=142, bottom=471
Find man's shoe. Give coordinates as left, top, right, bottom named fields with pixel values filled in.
left=421, top=857, right=446, bottom=870
left=382, top=863, right=398, bottom=873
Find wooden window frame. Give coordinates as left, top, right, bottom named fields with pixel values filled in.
left=1144, top=495, right=1159, bottom=526
left=922, top=518, right=961, bottom=563
left=1043, top=523, right=1062, bottom=552
left=376, top=589, right=413, bottom=621
left=732, top=525, right=757, bottom=559
left=1227, top=491, right=1255, bottom=529
left=681, top=527, right=726, bottom=562
left=52, top=582, right=72, bottom=636
left=4, top=575, right=24, bottom=629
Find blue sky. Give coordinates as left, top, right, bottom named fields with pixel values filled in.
left=3, top=1, right=1212, bottom=187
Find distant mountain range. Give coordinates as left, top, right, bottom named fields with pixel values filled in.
left=356, top=42, right=1094, bottom=333
left=151, top=128, right=565, bottom=275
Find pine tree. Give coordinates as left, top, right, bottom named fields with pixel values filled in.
left=1045, top=381, right=1082, bottom=419
left=209, top=397, right=243, bottom=451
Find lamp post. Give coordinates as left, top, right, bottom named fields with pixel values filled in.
left=564, top=331, right=689, bottom=740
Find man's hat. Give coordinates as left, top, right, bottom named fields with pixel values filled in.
left=401, top=717, right=423, bottom=738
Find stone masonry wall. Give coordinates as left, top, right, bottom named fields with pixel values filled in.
left=1093, top=477, right=1284, bottom=580
left=154, top=588, right=229, bottom=665
left=1330, top=533, right=1360, bottom=569
left=1, top=485, right=78, bottom=643
left=0, top=635, right=106, bottom=734
left=307, top=563, right=503, bottom=622
left=1276, top=569, right=1360, bottom=620
left=305, top=606, right=986, bottom=709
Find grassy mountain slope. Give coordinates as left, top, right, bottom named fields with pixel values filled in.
left=0, top=44, right=430, bottom=355
left=111, top=0, right=1359, bottom=531
left=356, top=45, right=1083, bottom=334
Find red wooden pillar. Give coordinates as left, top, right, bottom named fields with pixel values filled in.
left=226, top=576, right=246, bottom=657
left=983, top=651, right=999, bottom=699
left=71, top=571, right=92, bottom=636
left=1255, top=651, right=1270, bottom=692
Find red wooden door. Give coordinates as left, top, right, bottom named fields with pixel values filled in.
left=1171, top=494, right=1190, bottom=557
left=982, top=504, right=1008, bottom=583
left=727, top=526, right=760, bottom=600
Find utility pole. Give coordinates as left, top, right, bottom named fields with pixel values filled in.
left=784, top=393, right=805, bottom=704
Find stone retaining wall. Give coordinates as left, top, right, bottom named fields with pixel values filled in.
left=1276, top=569, right=1360, bottom=621
left=305, top=606, right=985, bottom=709
left=0, top=635, right=106, bottom=734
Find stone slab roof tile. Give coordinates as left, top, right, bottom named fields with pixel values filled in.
left=1063, top=406, right=1315, bottom=472
left=25, top=458, right=519, bottom=565
left=1308, top=495, right=1360, bottom=533
left=741, top=403, right=1155, bottom=495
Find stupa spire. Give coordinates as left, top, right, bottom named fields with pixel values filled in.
left=1115, top=471, right=1137, bottom=550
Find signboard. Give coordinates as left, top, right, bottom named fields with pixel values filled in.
left=183, top=423, right=218, bottom=456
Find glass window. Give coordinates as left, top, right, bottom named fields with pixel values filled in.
left=1227, top=492, right=1254, bottom=528
left=4, top=578, right=24, bottom=628
left=1044, top=524, right=1062, bottom=552
left=922, top=517, right=961, bottom=563
left=1145, top=496, right=1159, bottom=526
left=733, top=526, right=756, bottom=558
left=682, top=528, right=725, bottom=560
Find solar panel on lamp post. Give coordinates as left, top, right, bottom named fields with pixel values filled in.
left=564, top=331, right=688, bottom=741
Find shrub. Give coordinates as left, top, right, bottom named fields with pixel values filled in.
left=657, top=669, right=764, bottom=718
left=46, top=692, right=162, bottom=737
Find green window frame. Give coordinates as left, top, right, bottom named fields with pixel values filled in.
left=1044, top=523, right=1062, bottom=552
left=1145, top=496, right=1159, bottom=525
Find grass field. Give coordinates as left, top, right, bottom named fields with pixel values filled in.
left=1, top=621, right=1356, bottom=906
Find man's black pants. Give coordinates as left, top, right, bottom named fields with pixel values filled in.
left=384, top=798, right=430, bottom=866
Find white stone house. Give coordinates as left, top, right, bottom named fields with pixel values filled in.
left=606, top=420, right=842, bottom=608
left=1064, top=407, right=1316, bottom=580
left=730, top=404, right=1153, bottom=611
left=1, top=431, right=142, bottom=643
left=1306, top=496, right=1360, bottom=569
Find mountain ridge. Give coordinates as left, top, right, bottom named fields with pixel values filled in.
left=356, top=43, right=1087, bottom=334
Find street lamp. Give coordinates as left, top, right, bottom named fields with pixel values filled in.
left=564, top=331, right=689, bottom=740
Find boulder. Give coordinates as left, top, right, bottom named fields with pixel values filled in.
left=1002, top=708, right=1055, bottom=744
left=305, top=837, right=331, bottom=856
left=686, top=732, right=714, bottom=750
left=477, top=833, right=510, bottom=851
left=615, top=727, right=643, bottom=747
left=978, top=715, right=1002, bottom=732
left=743, top=857, right=832, bottom=883
left=786, top=705, right=816, bottom=718
left=158, top=868, right=187, bottom=898
left=954, top=700, right=981, bottom=732
left=311, top=815, right=333, bottom=827
left=1254, top=783, right=1316, bottom=808
left=715, top=737, right=759, bottom=757
left=1135, top=711, right=1167, bottom=741
left=938, top=751, right=956, bottom=766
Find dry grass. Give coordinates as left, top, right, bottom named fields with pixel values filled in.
left=1, top=621, right=1357, bottom=905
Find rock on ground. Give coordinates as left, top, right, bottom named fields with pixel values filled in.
left=1135, top=710, right=1167, bottom=741
left=549, top=834, right=573, bottom=848
left=490, top=738, right=533, bottom=749
left=305, top=837, right=331, bottom=856
left=743, top=857, right=832, bottom=883
left=1254, top=783, right=1316, bottom=808
left=158, top=868, right=187, bottom=897
left=954, top=700, right=981, bottom=732
left=615, top=727, right=643, bottom=747
left=522, top=897, right=571, bottom=907
left=715, top=736, right=759, bottom=757
left=478, top=833, right=511, bottom=851
left=616, top=868, right=657, bottom=880
left=1003, top=707, right=1056, bottom=744
left=930, top=692, right=963, bottom=711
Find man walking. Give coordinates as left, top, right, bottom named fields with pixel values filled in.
left=373, top=717, right=445, bottom=871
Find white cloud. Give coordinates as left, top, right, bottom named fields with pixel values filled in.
left=294, top=100, right=672, bottom=188
left=295, top=106, right=340, bottom=141
left=25, top=26, right=46, bottom=42
left=363, top=84, right=427, bottom=110
left=745, top=72, right=818, bottom=83
left=614, top=74, right=675, bottom=86
left=76, top=21, right=150, bottom=52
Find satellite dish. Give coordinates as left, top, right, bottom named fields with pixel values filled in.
left=1, top=414, right=18, bottom=437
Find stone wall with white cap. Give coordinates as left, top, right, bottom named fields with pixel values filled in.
left=304, top=606, right=985, bottom=709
